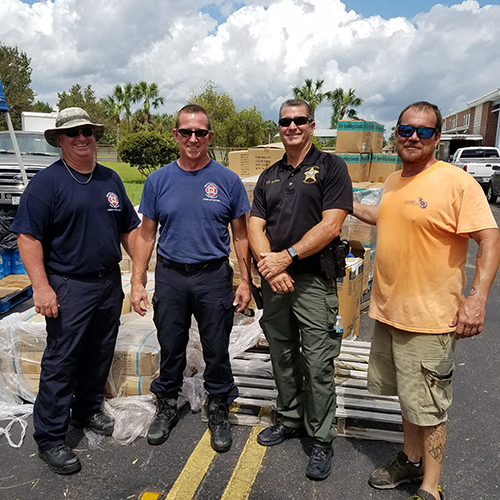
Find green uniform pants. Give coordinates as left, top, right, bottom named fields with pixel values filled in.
left=260, top=272, right=342, bottom=446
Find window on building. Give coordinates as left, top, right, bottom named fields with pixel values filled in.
left=463, top=114, right=470, bottom=127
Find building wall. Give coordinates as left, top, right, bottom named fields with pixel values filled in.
left=443, top=95, right=499, bottom=147
left=483, top=102, right=499, bottom=146
left=444, top=107, right=475, bottom=134
left=473, top=104, right=482, bottom=135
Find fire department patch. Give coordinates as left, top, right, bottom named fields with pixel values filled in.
left=107, top=192, right=120, bottom=209
left=204, top=182, right=219, bottom=199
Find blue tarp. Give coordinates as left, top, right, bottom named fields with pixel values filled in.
left=0, top=81, right=9, bottom=112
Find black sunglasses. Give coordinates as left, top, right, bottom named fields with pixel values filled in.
left=64, top=128, right=94, bottom=138
left=397, top=125, right=438, bottom=139
left=278, top=116, right=311, bottom=127
left=177, top=129, right=210, bottom=138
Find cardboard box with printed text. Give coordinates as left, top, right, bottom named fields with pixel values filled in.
left=336, top=120, right=385, bottom=154
left=337, top=257, right=363, bottom=338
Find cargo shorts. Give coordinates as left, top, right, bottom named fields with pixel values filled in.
left=367, top=320, right=456, bottom=426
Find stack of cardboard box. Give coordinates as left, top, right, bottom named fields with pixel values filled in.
left=369, top=153, right=403, bottom=183
left=228, top=145, right=284, bottom=177
left=0, top=313, right=46, bottom=396
left=106, top=281, right=159, bottom=397
left=336, top=120, right=384, bottom=183
left=337, top=257, right=364, bottom=339
left=0, top=280, right=161, bottom=399
left=336, top=120, right=402, bottom=183
left=336, top=120, right=385, bottom=155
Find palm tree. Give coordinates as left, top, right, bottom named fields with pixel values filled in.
left=133, top=82, right=165, bottom=131
left=292, top=78, right=328, bottom=119
left=115, top=83, right=134, bottom=134
left=263, top=120, right=278, bottom=144
left=101, top=93, right=123, bottom=144
left=327, top=88, right=363, bottom=129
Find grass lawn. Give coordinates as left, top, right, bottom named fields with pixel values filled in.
left=101, top=161, right=145, bottom=206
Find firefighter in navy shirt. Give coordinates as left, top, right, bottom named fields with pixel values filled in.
left=12, top=107, right=140, bottom=475
left=131, top=104, right=251, bottom=453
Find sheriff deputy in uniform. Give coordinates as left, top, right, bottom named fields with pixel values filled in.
left=12, top=107, right=140, bottom=475
left=248, top=98, right=353, bottom=480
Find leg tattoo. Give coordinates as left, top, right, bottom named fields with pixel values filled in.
left=426, top=423, right=447, bottom=465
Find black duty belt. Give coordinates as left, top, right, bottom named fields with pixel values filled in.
left=46, top=266, right=116, bottom=279
left=289, top=256, right=322, bottom=275
left=158, top=254, right=227, bottom=272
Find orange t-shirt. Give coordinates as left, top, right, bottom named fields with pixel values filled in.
left=369, top=161, right=498, bottom=333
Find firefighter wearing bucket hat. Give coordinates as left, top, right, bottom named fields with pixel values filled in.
left=11, top=107, right=140, bottom=475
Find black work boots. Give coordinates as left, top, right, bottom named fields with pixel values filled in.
left=207, top=394, right=232, bottom=452
left=147, top=396, right=179, bottom=445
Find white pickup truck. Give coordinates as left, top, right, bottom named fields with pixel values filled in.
left=451, top=147, right=500, bottom=189
left=0, top=131, right=60, bottom=211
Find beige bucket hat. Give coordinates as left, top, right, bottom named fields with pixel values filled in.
left=45, top=107, right=105, bottom=147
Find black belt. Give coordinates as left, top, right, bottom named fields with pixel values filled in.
left=46, top=266, right=116, bottom=279
left=158, top=254, right=227, bottom=272
left=289, top=256, right=322, bottom=275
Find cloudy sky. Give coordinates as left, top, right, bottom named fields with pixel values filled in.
left=1, top=0, right=500, bottom=134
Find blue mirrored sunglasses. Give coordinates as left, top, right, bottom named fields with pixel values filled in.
left=397, top=125, right=438, bottom=139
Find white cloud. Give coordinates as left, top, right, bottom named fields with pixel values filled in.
left=0, top=0, right=499, bottom=131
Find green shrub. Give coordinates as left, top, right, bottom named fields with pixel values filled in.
left=117, top=131, right=179, bottom=177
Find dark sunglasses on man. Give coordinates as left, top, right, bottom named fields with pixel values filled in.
left=177, top=129, right=211, bottom=138
left=278, top=116, right=311, bottom=127
left=64, top=128, right=95, bottom=138
left=397, top=125, right=438, bottom=139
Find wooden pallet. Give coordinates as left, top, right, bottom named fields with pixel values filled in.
left=0, top=275, right=32, bottom=313
left=228, top=339, right=403, bottom=443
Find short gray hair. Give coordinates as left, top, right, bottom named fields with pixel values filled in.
left=279, top=99, right=314, bottom=122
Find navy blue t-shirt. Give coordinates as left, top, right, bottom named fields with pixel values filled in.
left=11, top=160, right=140, bottom=275
left=140, top=159, right=251, bottom=263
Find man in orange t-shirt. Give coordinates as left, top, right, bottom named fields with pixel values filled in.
left=353, top=101, right=500, bottom=500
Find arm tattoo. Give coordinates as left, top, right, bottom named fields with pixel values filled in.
left=469, top=287, right=478, bottom=296
left=426, top=424, right=447, bottom=465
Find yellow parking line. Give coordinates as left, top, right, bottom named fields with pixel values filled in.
left=220, top=427, right=267, bottom=500
left=165, top=430, right=216, bottom=500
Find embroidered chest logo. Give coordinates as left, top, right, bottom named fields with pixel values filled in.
left=303, top=166, right=319, bottom=184
left=107, top=192, right=120, bottom=209
left=205, top=182, right=218, bottom=198
left=203, top=182, right=221, bottom=202
left=404, top=197, right=428, bottom=209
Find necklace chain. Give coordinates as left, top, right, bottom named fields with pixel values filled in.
left=62, top=159, right=95, bottom=185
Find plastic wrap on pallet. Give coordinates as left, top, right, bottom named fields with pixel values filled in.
left=345, top=188, right=382, bottom=238
left=231, top=358, right=273, bottom=378
left=0, top=308, right=46, bottom=403
left=343, top=186, right=382, bottom=285
left=228, top=309, right=263, bottom=359
left=180, top=310, right=264, bottom=409
left=103, top=395, right=157, bottom=446
left=353, top=186, right=383, bottom=204
left=0, top=215, right=17, bottom=250
left=0, top=310, right=39, bottom=448
left=112, top=319, right=159, bottom=376
left=0, top=319, right=35, bottom=449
